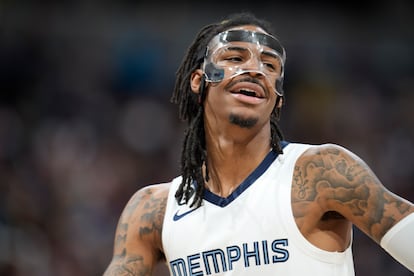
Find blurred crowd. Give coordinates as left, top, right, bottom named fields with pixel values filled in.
left=0, top=1, right=413, bottom=275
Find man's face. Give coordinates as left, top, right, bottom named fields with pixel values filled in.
left=196, top=25, right=282, bottom=130
left=203, top=26, right=285, bottom=96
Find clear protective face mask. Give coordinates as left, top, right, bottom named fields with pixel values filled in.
left=202, top=29, right=286, bottom=96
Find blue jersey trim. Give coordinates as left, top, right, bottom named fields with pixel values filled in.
left=203, top=141, right=289, bottom=207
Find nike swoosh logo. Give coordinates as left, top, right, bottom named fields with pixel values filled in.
left=173, top=208, right=197, bottom=221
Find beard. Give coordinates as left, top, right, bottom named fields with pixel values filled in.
left=229, top=113, right=258, bottom=128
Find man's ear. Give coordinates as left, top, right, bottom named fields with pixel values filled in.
left=276, top=96, right=284, bottom=108
left=190, top=69, right=204, bottom=94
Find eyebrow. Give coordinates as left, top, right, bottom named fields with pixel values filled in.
left=226, top=46, right=249, bottom=52
left=225, top=46, right=281, bottom=62
left=261, top=50, right=279, bottom=59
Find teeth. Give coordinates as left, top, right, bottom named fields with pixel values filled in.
left=239, top=89, right=257, bottom=97
left=239, top=88, right=255, bottom=93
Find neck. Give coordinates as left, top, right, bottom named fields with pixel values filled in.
left=204, top=121, right=272, bottom=197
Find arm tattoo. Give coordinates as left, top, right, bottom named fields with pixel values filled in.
left=113, top=192, right=147, bottom=256
left=114, top=223, right=128, bottom=257
left=292, top=146, right=414, bottom=242
left=139, top=189, right=167, bottom=239
left=105, top=254, right=151, bottom=276
left=105, top=186, right=168, bottom=275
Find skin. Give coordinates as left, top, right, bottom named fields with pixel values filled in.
left=103, top=25, right=414, bottom=275
left=103, top=184, right=169, bottom=275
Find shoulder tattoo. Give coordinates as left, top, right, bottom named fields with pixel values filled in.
left=106, top=186, right=168, bottom=275
left=292, top=145, right=414, bottom=241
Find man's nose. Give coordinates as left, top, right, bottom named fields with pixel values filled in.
left=243, top=57, right=262, bottom=71
left=246, top=70, right=265, bottom=78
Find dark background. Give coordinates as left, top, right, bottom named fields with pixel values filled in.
left=1, top=0, right=413, bottom=275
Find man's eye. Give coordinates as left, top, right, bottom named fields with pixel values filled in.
left=224, top=56, right=243, bottom=62
left=264, top=62, right=276, bottom=70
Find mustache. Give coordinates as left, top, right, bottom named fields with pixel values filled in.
left=224, top=76, right=267, bottom=93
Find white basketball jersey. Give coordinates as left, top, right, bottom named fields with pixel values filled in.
left=162, top=143, right=355, bottom=275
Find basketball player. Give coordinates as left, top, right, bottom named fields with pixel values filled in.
left=103, top=13, right=414, bottom=275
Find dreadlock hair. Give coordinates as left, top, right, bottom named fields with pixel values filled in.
left=171, top=12, right=285, bottom=208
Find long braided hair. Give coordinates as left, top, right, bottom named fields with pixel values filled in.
left=171, top=12, right=285, bottom=208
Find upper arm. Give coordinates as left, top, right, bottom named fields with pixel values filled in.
left=293, top=144, right=414, bottom=243
left=103, top=183, right=170, bottom=276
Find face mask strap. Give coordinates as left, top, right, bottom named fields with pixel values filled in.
left=198, top=74, right=207, bottom=104
left=275, top=77, right=284, bottom=96
left=203, top=62, right=225, bottom=82
left=218, top=31, right=285, bottom=61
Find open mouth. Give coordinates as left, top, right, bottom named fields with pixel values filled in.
left=233, top=88, right=263, bottom=98
left=227, top=80, right=266, bottom=99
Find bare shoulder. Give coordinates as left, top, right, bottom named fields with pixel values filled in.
left=124, top=183, right=171, bottom=243
left=292, top=143, right=361, bottom=203
left=103, top=182, right=171, bottom=275
left=292, top=143, right=414, bottom=243
left=299, top=143, right=355, bottom=161
left=294, top=143, right=374, bottom=187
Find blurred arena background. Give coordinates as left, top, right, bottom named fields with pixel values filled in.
left=0, top=0, right=413, bottom=275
